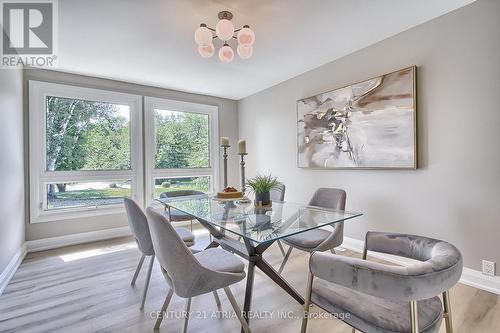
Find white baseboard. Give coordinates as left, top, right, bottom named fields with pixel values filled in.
left=342, top=236, right=500, bottom=296
left=0, top=243, right=27, bottom=296
left=26, top=226, right=132, bottom=252
left=460, top=267, right=500, bottom=295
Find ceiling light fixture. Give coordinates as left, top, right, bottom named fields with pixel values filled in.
left=195, top=11, right=255, bottom=63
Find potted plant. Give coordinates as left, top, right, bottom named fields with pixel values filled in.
left=246, top=173, right=282, bottom=206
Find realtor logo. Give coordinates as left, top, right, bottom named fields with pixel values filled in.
left=1, top=0, right=57, bottom=67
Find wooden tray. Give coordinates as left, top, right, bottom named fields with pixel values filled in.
left=212, top=196, right=249, bottom=203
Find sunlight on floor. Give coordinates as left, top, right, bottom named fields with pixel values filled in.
left=59, top=242, right=137, bottom=262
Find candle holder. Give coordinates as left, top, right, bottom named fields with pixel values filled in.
left=238, top=153, right=248, bottom=195
left=221, top=144, right=230, bottom=188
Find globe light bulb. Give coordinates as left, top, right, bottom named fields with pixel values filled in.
left=198, top=44, right=214, bottom=58
left=194, top=25, right=212, bottom=46
left=237, top=44, right=253, bottom=59
left=218, top=44, right=234, bottom=63
left=237, top=26, right=255, bottom=46
left=215, top=19, right=235, bottom=41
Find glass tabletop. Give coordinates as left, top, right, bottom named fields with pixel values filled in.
left=156, top=194, right=362, bottom=244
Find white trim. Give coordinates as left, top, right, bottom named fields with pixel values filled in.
left=26, top=226, right=132, bottom=252
left=144, top=96, right=219, bottom=205
left=28, top=81, right=144, bottom=223
left=0, top=244, right=27, bottom=296
left=33, top=206, right=127, bottom=223
left=460, top=267, right=500, bottom=295
left=342, top=236, right=500, bottom=296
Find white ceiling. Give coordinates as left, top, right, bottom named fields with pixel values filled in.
left=57, top=0, right=475, bottom=100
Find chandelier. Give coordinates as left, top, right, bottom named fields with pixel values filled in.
left=194, top=11, right=255, bottom=63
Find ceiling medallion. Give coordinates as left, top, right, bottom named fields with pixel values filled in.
left=195, top=11, right=255, bottom=63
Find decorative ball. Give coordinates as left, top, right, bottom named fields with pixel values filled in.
left=198, top=44, right=214, bottom=58
left=237, top=44, right=253, bottom=59
left=218, top=45, right=234, bottom=63
left=237, top=27, right=255, bottom=46
left=216, top=19, right=235, bottom=41
left=194, top=26, right=212, bottom=46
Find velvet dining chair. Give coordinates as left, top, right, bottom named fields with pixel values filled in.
left=301, top=232, right=463, bottom=333
left=146, top=207, right=251, bottom=332
left=124, top=197, right=196, bottom=309
left=278, top=188, right=346, bottom=274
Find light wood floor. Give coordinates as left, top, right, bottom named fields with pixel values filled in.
left=0, top=231, right=499, bottom=333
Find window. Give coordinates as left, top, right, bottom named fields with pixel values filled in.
left=46, top=180, right=132, bottom=210
left=145, top=97, right=218, bottom=203
left=154, top=110, right=210, bottom=169
left=45, top=96, right=131, bottom=172
left=29, top=81, right=143, bottom=222
left=29, top=82, right=219, bottom=223
left=154, top=176, right=211, bottom=197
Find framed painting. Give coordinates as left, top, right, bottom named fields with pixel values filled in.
left=297, top=66, right=417, bottom=169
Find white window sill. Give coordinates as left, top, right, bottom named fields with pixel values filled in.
left=31, top=205, right=126, bottom=224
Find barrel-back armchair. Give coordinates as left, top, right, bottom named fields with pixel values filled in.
left=301, top=232, right=463, bottom=333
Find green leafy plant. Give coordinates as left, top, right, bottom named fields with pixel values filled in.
left=246, top=174, right=282, bottom=194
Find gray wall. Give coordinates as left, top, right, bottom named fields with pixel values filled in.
left=24, top=69, right=239, bottom=241
left=238, top=0, right=500, bottom=273
left=0, top=68, right=25, bottom=273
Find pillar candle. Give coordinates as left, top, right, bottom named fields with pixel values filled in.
left=238, top=139, right=246, bottom=154
left=221, top=137, right=230, bottom=147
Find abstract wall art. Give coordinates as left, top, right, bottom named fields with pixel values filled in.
left=297, top=66, right=417, bottom=169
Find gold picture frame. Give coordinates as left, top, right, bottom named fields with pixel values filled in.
left=296, top=66, right=417, bottom=170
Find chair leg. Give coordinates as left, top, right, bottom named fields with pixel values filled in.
left=154, top=288, right=174, bottom=330
left=300, top=272, right=314, bottom=333
left=410, top=300, right=419, bottom=333
left=223, top=287, right=251, bottom=333
left=277, top=240, right=286, bottom=257
left=140, top=255, right=155, bottom=310
left=131, top=254, right=145, bottom=286
left=182, top=298, right=192, bottom=333
left=213, top=290, right=221, bottom=307
left=442, top=290, right=454, bottom=333
left=278, top=246, right=293, bottom=274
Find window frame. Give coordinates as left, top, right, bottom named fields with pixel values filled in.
left=144, top=97, right=219, bottom=205
left=29, top=80, right=143, bottom=223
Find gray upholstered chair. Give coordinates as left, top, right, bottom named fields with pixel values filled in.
left=145, top=208, right=251, bottom=333
left=270, top=183, right=286, bottom=202
left=301, top=232, right=463, bottom=333
left=278, top=188, right=346, bottom=274
left=270, top=184, right=287, bottom=256
left=124, top=197, right=196, bottom=309
left=160, top=190, right=205, bottom=231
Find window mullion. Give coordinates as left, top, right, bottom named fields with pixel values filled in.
left=40, top=170, right=136, bottom=181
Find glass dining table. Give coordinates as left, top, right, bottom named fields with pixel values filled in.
left=156, top=194, right=362, bottom=328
